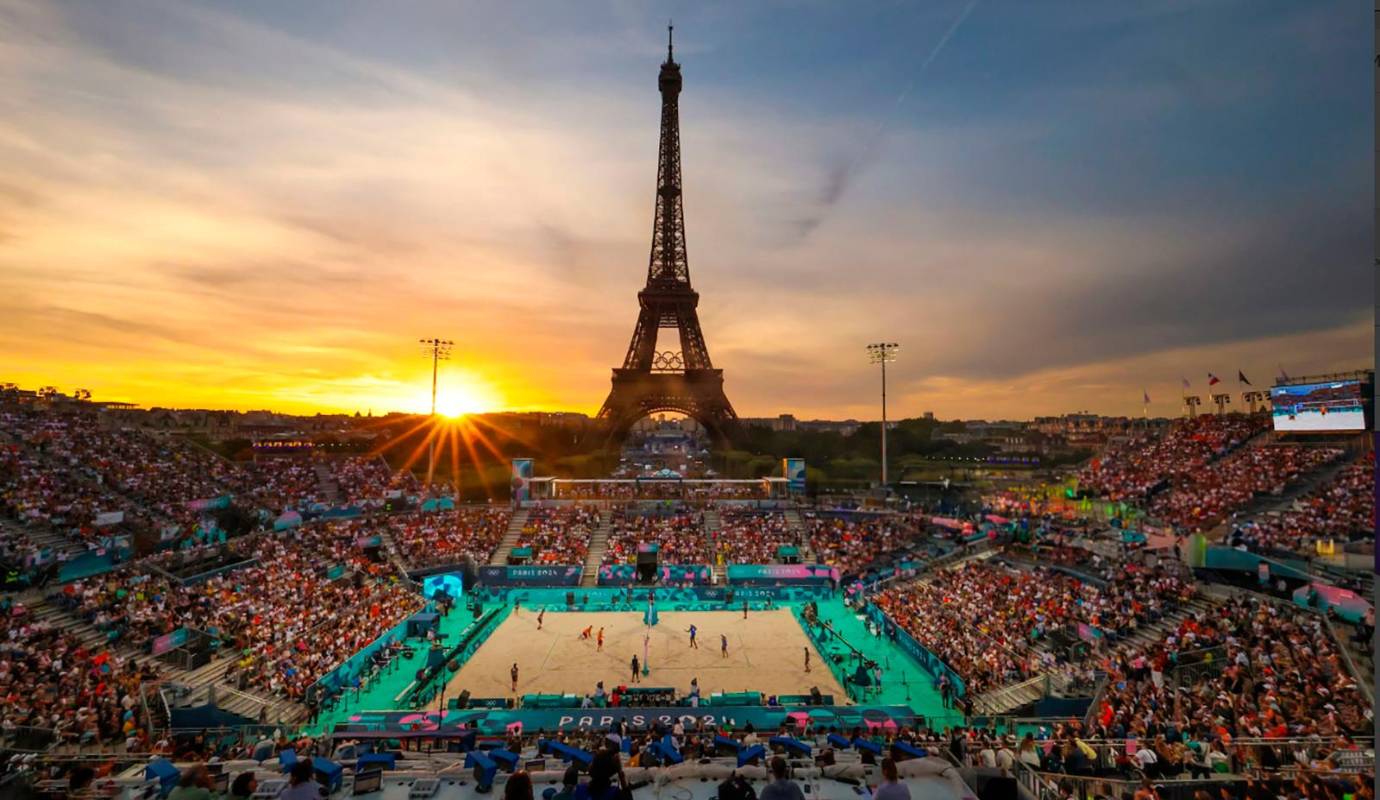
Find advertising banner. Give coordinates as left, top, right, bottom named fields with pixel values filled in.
left=335, top=704, right=918, bottom=738
left=273, top=510, right=303, bottom=530
left=511, top=459, right=534, bottom=502
left=597, top=564, right=712, bottom=586
left=479, top=565, right=582, bottom=587
left=1292, top=582, right=1372, bottom=623
left=151, top=628, right=189, bottom=656
left=783, top=458, right=806, bottom=492
left=726, top=563, right=838, bottom=586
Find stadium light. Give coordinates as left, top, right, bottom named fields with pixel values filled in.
left=419, top=337, right=455, bottom=487
left=866, top=343, right=899, bottom=487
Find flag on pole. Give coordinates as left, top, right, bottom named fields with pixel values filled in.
left=1142, top=390, right=1151, bottom=405
left=1207, top=373, right=1221, bottom=386
left=1181, top=377, right=1191, bottom=390
left=1237, top=370, right=1251, bottom=386
left=1278, top=365, right=1290, bottom=381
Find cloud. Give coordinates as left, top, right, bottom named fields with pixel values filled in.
left=0, top=0, right=1369, bottom=420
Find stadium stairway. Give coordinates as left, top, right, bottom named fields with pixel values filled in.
left=173, top=652, right=308, bottom=726
left=579, top=516, right=611, bottom=587
left=702, top=508, right=722, bottom=582
left=377, top=528, right=415, bottom=579
left=972, top=674, right=1048, bottom=716
left=29, top=597, right=308, bottom=727
left=313, top=461, right=341, bottom=505
left=2, top=516, right=80, bottom=560
left=783, top=508, right=811, bottom=560
left=970, top=593, right=1222, bottom=716
left=27, top=598, right=165, bottom=672
left=489, top=508, right=529, bottom=566
left=1204, top=452, right=1353, bottom=542
left=1119, top=593, right=1223, bottom=653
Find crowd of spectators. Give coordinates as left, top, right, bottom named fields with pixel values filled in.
left=329, top=456, right=419, bottom=507
left=0, top=423, right=143, bottom=547
left=602, top=508, right=707, bottom=565
left=955, top=722, right=1373, bottom=800
left=0, top=596, right=159, bottom=751
left=874, top=559, right=1197, bottom=695
left=387, top=506, right=511, bottom=568
left=0, top=410, right=252, bottom=541
left=515, top=506, right=599, bottom=564
left=238, top=459, right=322, bottom=512
left=0, top=409, right=443, bottom=567
left=1089, top=595, right=1373, bottom=744
left=1078, top=415, right=1268, bottom=502
left=1228, top=453, right=1374, bottom=557
left=1147, top=444, right=1343, bottom=530
left=51, top=520, right=424, bottom=702
left=806, top=513, right=923, bottom=577
left=712, top=510, right=799, bottom=564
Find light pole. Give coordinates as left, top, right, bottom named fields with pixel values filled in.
left=419, top=337, right=454, bottom=487
left=866, top=343, right=899, bottom=488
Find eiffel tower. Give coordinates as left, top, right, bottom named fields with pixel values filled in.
left=597, top=26, right=738, bottom=444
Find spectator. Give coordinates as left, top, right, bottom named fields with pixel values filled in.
left=506, top=770, right=535, bottom=800
left=874, top=758, right=910, bottom=800
left=168, top=764, right=217, bottom=800
left=759, top=756, right=805, bottom=800
left=281, top=760, right=324, bottom=800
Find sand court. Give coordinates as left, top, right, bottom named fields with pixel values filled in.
left=444, top=608, right=848, bottom=702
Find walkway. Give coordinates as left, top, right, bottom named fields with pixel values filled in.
left=306, top=601, right=509, bottom=736
left=809, top=598, right=951, bottom=723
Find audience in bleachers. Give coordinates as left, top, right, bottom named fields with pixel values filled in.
left=1078, top=415, right=1267, bottom=502
left=1229, top=453, right=1374, bottom=557
left=0, top=597, right=158, bottom=751
left=1090, top=596, right=1373, bottom=741
left=1148, top=444, right=1342, bottom=530
left=54, top=520, right=424, bottom=702
left=807, top=514, right=923, bottom=577
left=388, top=507, right=510, bottom=568
left=874, top=559, right=1196, bottom=695
left=712, top=510, right=798, bottom=564
left=1079, top=414, right=1347, bottom=532
left=516, top=506, right=599, bottom=564
left=603, top=508, right=707, bottom=565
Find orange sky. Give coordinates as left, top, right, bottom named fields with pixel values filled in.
left=0, top=1, right=1370, bottom=421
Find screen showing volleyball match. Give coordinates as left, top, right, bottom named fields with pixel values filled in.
left=1270, top=380, right=1366, bottom=431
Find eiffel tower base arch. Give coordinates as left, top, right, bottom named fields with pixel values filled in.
left=597, top=369, right=738, bottom=448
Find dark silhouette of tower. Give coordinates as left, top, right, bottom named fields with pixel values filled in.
left=597, top=26, right=738, bottom=444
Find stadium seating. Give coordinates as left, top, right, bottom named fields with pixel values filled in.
left=1089, top=595, right=1372, bottom=741
left=713, top=510, right=799, bottom=564
left=517, top=506, right=599, bottom=564
left=603, top=508, right=708, bottom=565
left=806, top=514, right=924, bottom=578
left=388, top=507, right=511, bottom=568
left=873, top=559, right=1196, bottom=695
left=1228, top=452, right=1374, bottom=556
left=1077, top=414, right=1268, bottom=501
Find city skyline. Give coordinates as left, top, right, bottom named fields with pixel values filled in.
left=0, top=1, right=1370, bottom=420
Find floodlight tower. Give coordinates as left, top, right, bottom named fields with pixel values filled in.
left=419, top=337, right=454, bottom=486
left=866, top=343, right=900, bottom=487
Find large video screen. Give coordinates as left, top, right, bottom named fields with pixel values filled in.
left=1270, top=380, right=1366, bottom=432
